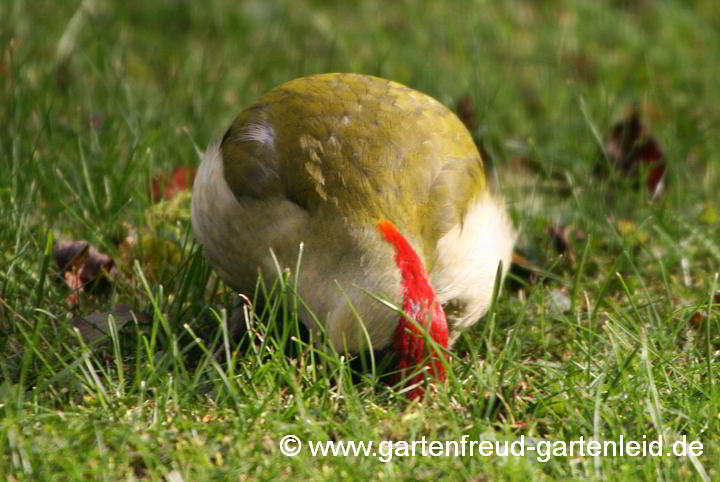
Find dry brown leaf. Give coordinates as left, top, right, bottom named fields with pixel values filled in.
left=688, top=312, right=705, bottom=330
left=72, top=304, right=151, bottom=343
left=53, top=240, right=115, bottom=307
left=605, top=108, right=667, bottom=197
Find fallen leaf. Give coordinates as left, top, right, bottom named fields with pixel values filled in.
left=64, top=271, right=84, bottom=307
left=53, top=240, right=90, bottom=272
left=150, top=166, right=196, bottom=202
left=53, top=240, right=115, bottom=307
left=688, top=311, right=705, bottom=330
left=604, top=108, right=667, bottom=197
left=54, top=241, right=114, bottom=284
left=72, top=304, right=151, bottom=344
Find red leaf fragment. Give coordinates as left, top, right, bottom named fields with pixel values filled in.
left=150, top=166, right=197, bottom=202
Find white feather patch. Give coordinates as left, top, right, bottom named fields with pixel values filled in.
left=236, top=122, right=276, bottom=146
left=430, top=195, right=516, bottom=344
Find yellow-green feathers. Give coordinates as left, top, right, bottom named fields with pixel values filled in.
left=220, top=73, right=486, bottom=265
left=193, top=73, right=515, bottom=352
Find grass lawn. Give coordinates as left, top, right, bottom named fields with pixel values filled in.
left=2, top=0, right=719, bottom=479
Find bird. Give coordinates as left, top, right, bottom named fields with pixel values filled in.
left=192, top=73, right=516, bottom=399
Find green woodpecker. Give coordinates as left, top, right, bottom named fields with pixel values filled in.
left=192, top=73, right=516, bottom=399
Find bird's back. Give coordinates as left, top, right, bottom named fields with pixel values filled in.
left=220, top=73, right=487, bottom=261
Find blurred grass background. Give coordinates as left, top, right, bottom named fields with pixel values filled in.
left=2, top=0, right=719, bottom=480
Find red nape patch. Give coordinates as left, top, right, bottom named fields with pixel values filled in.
left=376, top=220, right=449, bottom=400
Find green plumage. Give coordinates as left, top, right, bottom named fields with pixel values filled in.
left=220, top=73, right=487, bottom=266
left=193, top=73, right=515, bottom=352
